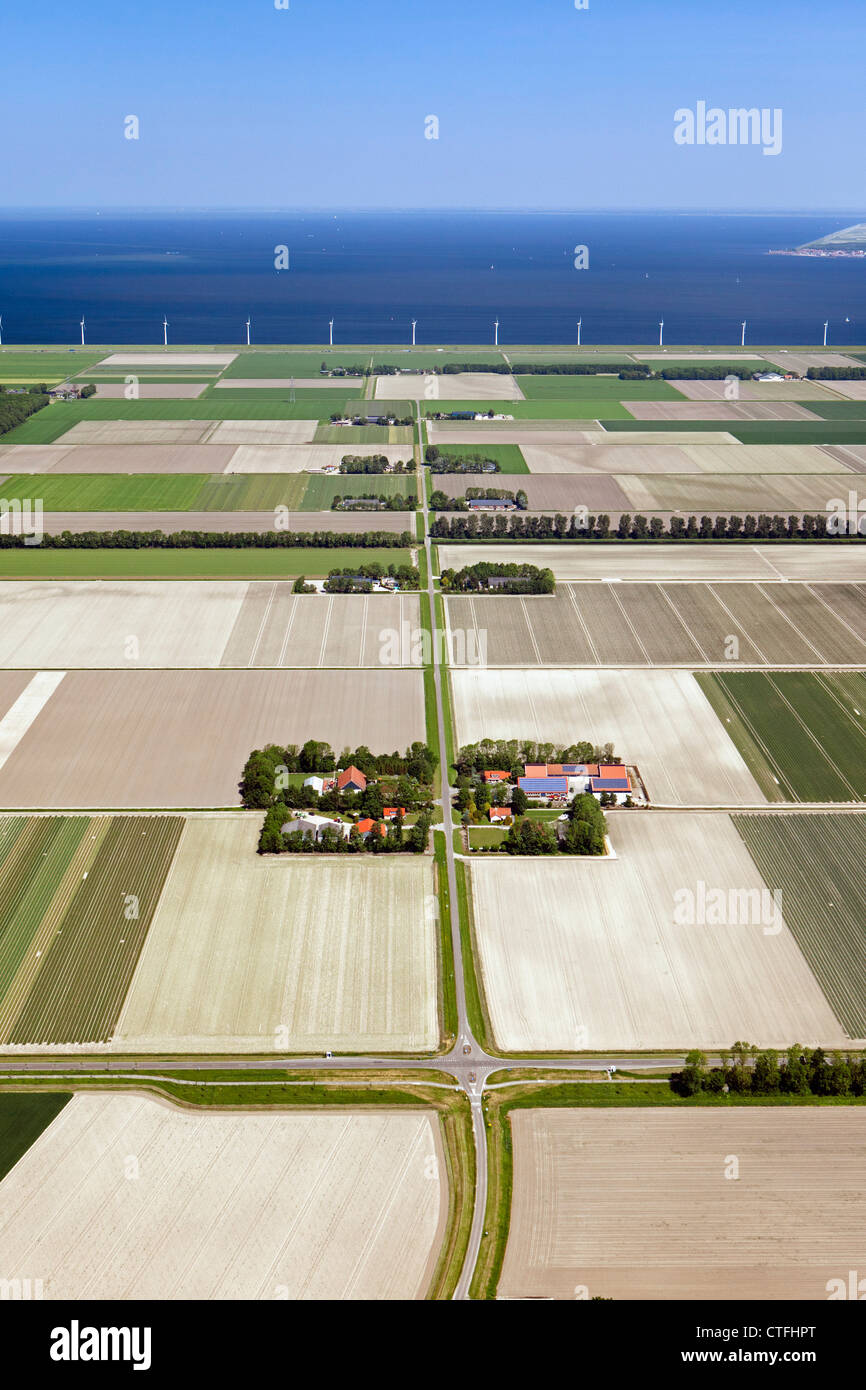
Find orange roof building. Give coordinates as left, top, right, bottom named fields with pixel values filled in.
left=356, top=817, right=386, bottom=837
left=483, top=770, right=510, bottom=783
left=337, top=765, right=367, bottom=793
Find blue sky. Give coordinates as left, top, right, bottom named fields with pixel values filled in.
left=2, top=0, right=863, bottom=210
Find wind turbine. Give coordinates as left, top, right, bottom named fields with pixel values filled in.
left=245, top=318, right=251, bottom=347
left=494, top=318, right=499, bottom=347
left=80, top=316, right=86, bottom=346
left=0, top=316, right=4, bottom=347
left=162, top=316, right=169, bottom=347
left=823, top=320, right=829, bottom=347
left=411, top=319, right=417, bottom=347
left=658, top=319, right=664, bottom=348
left=741, top=321, right=747, bottom=348
left=576, top=318, right=582, bottom=347
left=329, top=318, right=334, bottom=347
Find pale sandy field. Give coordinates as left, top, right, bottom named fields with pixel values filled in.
left=0, top=1093, right=446, bottom=1299
left=674, top=379, right=839, bottom=401
left=500, top=1108, right=866, bottom=1300
left=115, top=818, right=439, bottom=1052
left=97, top=352, right=237, bottom=367
left=0, top=584, right=423, bottom=669
left=618, top=473, right=849, bottom=514
left=517, top=442, right=836, bottom=476
left=469, top=815, right=846, bottom=1053
left=450, top=667, right=763, bottom=805
left=762, top=351, right=864, bottom=373
left=436, top=542, right=866, bottom=581
left=819, top=444, right=866, bottom=473
left=426, top=421, right=737, bottom=446
left=209, top=420, right=326, bottom=446
left=813, top=379, right=866, bottom=400
left=624, top=401, right=819, bottom=421
left=5, top=443, right=238, bottom=473
left=0, top=668, right=425, bottom=807
left=59, top=420, right=212, bottom=445
left=91, top=383, right=209, bottom=399
left=377, top=372, right=524, bottom=400
left=37, top=509, right=413, bottom=535
left=226, top=442, right=411, bottom=471
left=0, top=672, right=66, bottom=771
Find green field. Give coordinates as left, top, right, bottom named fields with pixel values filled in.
left=430, top=444, right=528, bottom=475
left=802, top=401, right=866, bottom=419
left=1, top=397, right=352, bottom=445
left=515, top=375, right=683, bottom=400
left=6, top=817, right=184, bottom=1045
left=0, top=1092, right=71, bottom=1179
left=428, top=399, right=631, bottom=420
left=0, top=349, right=104, bottom=381
left=204, top=386, right=363, bottom=402
left=222, top=350, right=373, bottom=377
left=697, top=670, right=866, bottom=802
left=0, top=473, right=206, bottom=510
left=314, top=423, right=415, bottom=444
left=603, top=418, right=866, bottom=444
left=733, top=812, right=866, bottom=1036
left=0, top=546, right=410, bottom=579
left=300, top=474, right=417, bottom=508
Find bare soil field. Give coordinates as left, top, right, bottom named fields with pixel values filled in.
left=433, top=473, right=631, bottom=509
left=446, top=581, right=866, bottom=667
left=426, top=421, right=738, bottom=446
left=97, top=353, right=237, bottom=367
left=469, top=815, right=846, bottom=1052
left=436, top=543, right=866, bottom=582
left=4, top=443, right=238, bottom=473
left=814, top=380, right=866, bottom=400
left=59, top=420, right=212, bottom=445
left=0, top=1093, right=446, bottom=1299
left=0, top=669, right=425, bottom=808
left=499, top=1108, right=866, bottom=1300
left=674, top=379, right=840, bottom=401
left=91, top=383, right=208, bottom=399
left=819, top=444, right=866, bottom=473
left=624, top=401, right=820, bottom=421
left=679, top=442, right=844, bottom=474
left=37, top=509, right=413, bottom=535
left=116, top=818, right=438, bottom=1053
left=219, top=588, right=422, bottom=667
left=226, top=443, right=411, bottom=472
left=618, top=473, right=849, bottom=514
left=0, top=673, right=67, bottom=773
left=762, top=351, right=864, bottom=373
left=450, top=668, right=764, bottom=805
left=381, top=372, right=523, bottom=400
left=520, top=444, right=696, bottom=474
left=209, top=420, right=327, bottom=446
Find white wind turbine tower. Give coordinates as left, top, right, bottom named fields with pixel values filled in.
left=80, top=316, right=86, bottom=346
left=245, top=318, right=251, bottom=347
left=162, top=316, right=169, bottom=347
left=823, top=320, right=829, bottom=347
left=658, top=319, right=664, bottom=348
left=494, top=318, right=499, bottom=347
left=741, top=321, right=747, bottom=348
left=411, top=319, right=417, bottom=347
left=576, top=318, right=582, bottom=347
left=329, top=318, right=334, bottom=347
left=0, top=316, right=4, bottom=347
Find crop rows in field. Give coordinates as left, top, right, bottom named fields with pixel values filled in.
left=698, top=671, right=866, bottom=802
left=733, top=812, right=866, bottom=1036
left=0, top=816, right=183, bottom=1045
left=0, top=472, right=415, bottom=512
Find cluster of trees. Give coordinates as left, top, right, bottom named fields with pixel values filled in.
left=511, top=363, right=651, bottom=376
left=423, top=446, right=500, bottom=474
left=806, top=366, right=866, bottom=380
left=319, top=363, right=365, bottom=376
left=79, top=383, right=97, bottom=398
left=672, top=1043, right=866, bottom=1097
left=456, top=738, right=617, bottom=778
left=0, top=528, right=415, bottom=551
left=259, top=802, right=432, bottom=855
left=329, top=412, right=414, bottom=426
left=430, top=487, right=527, bottom=512
left=0, top=389, right=49, bottom=436
left=330, top=493, right=417, bottom=511
left=439, top=561, right=555, bottom=593
left=241, top=739, right=437, bottom=809
left=652, top=365, right=766, bottom=380
left=330, top=561, right=418, bottom=590
left=430, top=511, right=845, bottom=542
left=339, top=455, right=415, bottom=474
left=502, top=795, right=607, bottom=856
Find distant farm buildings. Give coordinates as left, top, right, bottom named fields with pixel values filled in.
left=517, top=762, right=634, bottom=805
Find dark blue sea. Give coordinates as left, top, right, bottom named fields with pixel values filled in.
left=0, top=211, right=864, bottom=347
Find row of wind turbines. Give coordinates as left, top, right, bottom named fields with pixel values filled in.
left=0, top=316, right=842, bottom=349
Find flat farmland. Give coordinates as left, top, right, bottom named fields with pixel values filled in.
left=0, top=350, right=104, bottom=381
left=116, top=819, right=438, bottom=1053
left=674, top=379, right=839, bottom=401
left=36, top=509, right=413, bottom=536
left=0, top=473, right=206, bottom=509
left=499, top=1109, right=866, bottom=1300
left=378, top=372, right=523, bottom=400
left=0, top=669, right=425, bottom=808
left=222, top=351, right=373, bottom=376
left=0, top=443, right=239, bottom=473
left=468, top=815, right=845, bottom=1053
left=0, top=1093, right=71, bottom=1179
left=435, top=543, right=866, bottom=582
left=92, top=383, right=208, bottom=399
left=445, top=581, right=866, bottom=667
left=734, top=812, right=866, bottom=1036
left=315, top=424, right=415, bottom=445
left=60, top=419, right=214, bottom=445
left=219, top=588, right=422, bottom=667
left=98, top=353, right=237, bottom=368
left=228, top=443, right=412, bottom=472
left=516, top=375, right=682, bottom=400
left=619, top=473, right=850, bottom=514
left=698, top=671, right=866, bottom=802
left=0, top=1094, right=446, bottom=1299
left=0, top=548, right=410, bottom=581
left=0, top=815, right=183, bottom=1046
left=450, top=668, right=764, bottom=805
left=624, top=401, right=821, bottom=422
left=431, top=473, right=629, bottom=510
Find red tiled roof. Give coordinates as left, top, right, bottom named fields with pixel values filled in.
left=337, top=765, right=367, bottom=791
left=489, top=807, right=511, bottom=821
left=483, top=770, right=509, bottom=782
left=524, top=764, right=546, bottom=778
left=382, top=808, right=406, bottom=818
left=356, top=817, right=386, bottom=836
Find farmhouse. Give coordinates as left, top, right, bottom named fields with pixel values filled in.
left=382, top=807, right=406, bottom=820
left=357, top=817, right=387, bottom=839
left=489, top=807, right=512, bottom=823
left=518, top=775, right=569, bottom=805
left=467, top=497, right=515, bottom=512
left=516, top=762, right=633, bottom=805
left=337, top=765, right=367, bottom=793
left=590, top=765, right=633, bottom=804
left=483, top=770, right=510, bottom=784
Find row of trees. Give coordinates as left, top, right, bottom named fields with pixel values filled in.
left=439, top=561, right=555, bottom=593
left=0, top=388, right=49, bottom=436
left=241, top=740, right=437, bottom=808
left=430, top=512, right=846, bottom=542
left=455, top=739, right=618, bottom=777
left=0, top=529, right=414, bottom=550
left=806, top=366, right=866, bottom=380
left=339, top=454, right=415, bottom=474
left=673, top=1043, right=866, bottom=1097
